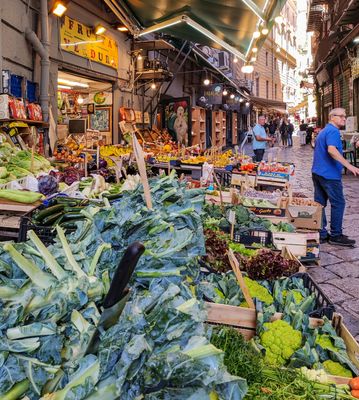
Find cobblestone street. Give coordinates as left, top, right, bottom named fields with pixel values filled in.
left=246, top=137, right=359, bottom=339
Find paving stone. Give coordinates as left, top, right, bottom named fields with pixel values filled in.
left=324, top=278, right=359, bottom=296
left=340, top=299, right=359, bottom=318
left=332, top=247, right=359, bottom=262
left=319, top=252, right=343, bottom=266
left=307, top=267, right=339, bottom=283
left=334, top=306, right=359, bottom=337
left=326, top=261, right=359, bottom=278
left=317, top=283, right=354, bottom=304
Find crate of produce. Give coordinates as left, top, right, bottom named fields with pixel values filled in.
left=205, top=304, right=359, bottom=385
left=18, top=197, right=91, bottom=244
left=286, top=197, right=323, bottom=230
left=233, top=228, right=272, bottom=247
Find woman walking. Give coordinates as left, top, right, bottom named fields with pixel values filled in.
left=280, top=118, right=289, bottom=147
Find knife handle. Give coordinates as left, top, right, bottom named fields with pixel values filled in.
left=103, top=241, right=145, bottom=309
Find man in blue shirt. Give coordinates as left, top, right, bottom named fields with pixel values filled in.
left=252, top=115, right=274, bottom=162
left=312, top=108, right=359, bottom=246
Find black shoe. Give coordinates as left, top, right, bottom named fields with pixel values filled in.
left=320, top=236, right=328, bottom=244
left=328, top=235, right=356, bottom=247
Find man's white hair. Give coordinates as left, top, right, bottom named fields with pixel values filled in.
left=329, top=108, right=346, bottom=118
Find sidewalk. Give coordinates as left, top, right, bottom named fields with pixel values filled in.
left=243, top=139, right=359, bottom=339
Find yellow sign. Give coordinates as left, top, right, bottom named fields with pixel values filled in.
left=60, top=16, right=118, bottom=69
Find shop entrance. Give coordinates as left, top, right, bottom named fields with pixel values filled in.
left=57, top=71, right=114, bottom=148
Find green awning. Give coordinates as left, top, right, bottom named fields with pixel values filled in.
left=119, top=0, right=286, bottom=61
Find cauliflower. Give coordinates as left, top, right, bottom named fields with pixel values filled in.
left=322, top=360, right=352, bottom=378
left=300, top=367, right=331, bottom=384
left=243, top=277, right=274, bottom=305
left=315, top=334, right=337, bottom=352
left=282, top=289, right=303, bottom=304
left=260, top=319, right=302, bottom=366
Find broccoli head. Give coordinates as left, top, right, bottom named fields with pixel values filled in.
left=260, top=319, right=302, bottom=366
left=244, top=277, right=274, bottom=305
left=315, top=334, right=337, bottom=352
left=322, top=360, right=352, bottom=378
left=282, top=289, right=304, bottom=304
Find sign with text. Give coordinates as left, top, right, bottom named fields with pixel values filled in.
left=203, top=84, right=223, bottom=105
left=60, top=16, right=118, bottom=69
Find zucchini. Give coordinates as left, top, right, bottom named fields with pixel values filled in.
left=34, top=205, right=65, bottom=223
left=62, top=213, right=84, bottom=221
left=42, top=211, right=65, bottom=226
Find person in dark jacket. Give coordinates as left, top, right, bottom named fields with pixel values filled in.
left=279, top=119, right=289, bottom=147
left=299, top=119, right=308, bottom=145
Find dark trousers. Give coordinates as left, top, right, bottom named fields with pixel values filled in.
left=253, top=149, right=265, bottom=162
left=312, top=173, right=345, bottom=238
left=288, top=133, right=293, bottom=146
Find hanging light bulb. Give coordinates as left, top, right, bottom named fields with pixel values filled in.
left=151, top=82, right=156, bottom=89
left=261, top=27, right=269, bottom=35
left=275, top=15, right=283, bottom=24
left=223, top=89, right=228, bottom=96
left=137, top=54, right=143, bottom=60
left=245, top=102, right=250, bottom=107
left=230, top=93, right=235, bottom=99
left=276, top=47, right=280, bottom=53
left=241, top=64, right=254, bottom=74
left=250, top=56, right=257, bottom=62
left=233, top=57, right=238, bottom=63
left=203, top=78, right=210, bottom=85
left=252, top=47, right=258, bottom=53
left=52, top=1, right=67, bottom=17
left=95, top=24, right=106, bottom=35
left=239, top=98, right=244, bottom=103
left=253, top=31, right=261, bottom=39
left=77, top=95, right=84, bottom=105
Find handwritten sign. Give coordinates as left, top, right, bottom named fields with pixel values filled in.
left=60, top=16, right=118, bottom=69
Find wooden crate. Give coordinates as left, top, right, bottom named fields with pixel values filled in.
left=272, top=232, right=308, bottom=257
left=205, top=304, right=359, bottom=384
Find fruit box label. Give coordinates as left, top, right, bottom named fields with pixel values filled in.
left=258, top=171, right=290, bottom=180
left=248, top=206, right=286, bottom=217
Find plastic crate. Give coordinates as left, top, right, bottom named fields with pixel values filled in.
left=18, top=203, right=56, bottom=245
left=215, top=170, right=232, bottom=187
left=233, top=228, right=272, bottom=247
left=291, top=272, right=335, bottom=319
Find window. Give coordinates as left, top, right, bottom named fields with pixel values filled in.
left=275, top=84, right=277, bottom=99
left=265, top=51, right=268, bottom=66
left=256, top=77, right=259, bottom=96
left=266, top=80, right=269, bottom=99
left=274, top=57, right=277, bottom=70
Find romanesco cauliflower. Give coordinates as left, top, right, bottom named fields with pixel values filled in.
left=322, top=360, right=352, bottom=378
left=282, top=289, right=303, bottom=304
left=260, top=319, right=302, bottom=366
left=315, top=334, right=337, bottom=352
left=243, top=277, right=273, bottom=305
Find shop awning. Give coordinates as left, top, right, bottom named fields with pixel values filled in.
left=288, top=99, right=308, bottom=113
left=116, top=0, right=286, bottom=62
left=250, top=96, right=287, bottom=113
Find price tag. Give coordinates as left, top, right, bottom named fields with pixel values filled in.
left=228, top=210, right=236, bottom=224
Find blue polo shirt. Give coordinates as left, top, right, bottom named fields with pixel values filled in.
left=252, top=124, right=267, bottom=150
left=312, top=123, right=343, bottom=180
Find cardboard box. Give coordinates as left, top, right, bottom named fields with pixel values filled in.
left=286, top=199, right=323, bottom=230
left=0, top=94, right=10, bottom=119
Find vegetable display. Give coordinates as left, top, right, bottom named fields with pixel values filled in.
left=242, top=249, right=301, bottom=280
left=0, top=169, right=357, bottom=399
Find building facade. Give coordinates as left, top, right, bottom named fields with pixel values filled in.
left=307, top=0, right=359, bottom=127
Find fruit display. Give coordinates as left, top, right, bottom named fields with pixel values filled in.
left=53, top=137, right=87, bottom=164
left=239, top=162, right=256, bottom=172
left=181, top=155, right=208, bottom=165
left=212, top=150, right=233, bottom=167
left=258, top=162, right=291, bottom=174
left=289, top=198, right=319, bottom=206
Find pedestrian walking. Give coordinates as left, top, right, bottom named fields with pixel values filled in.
left=312, top=108, right=359, bottom=246
left=287, top=119, right=294, bottom=146
left=279, top=118, right=289, bottom=147
left=252, top=115, right=274, bottom=162
left=299, top=119, right=308, bottom=146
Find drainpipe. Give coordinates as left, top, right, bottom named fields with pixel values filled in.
left=25, top=0, right=50, bottom=123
